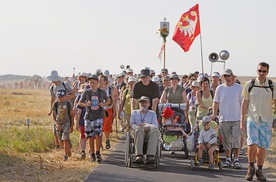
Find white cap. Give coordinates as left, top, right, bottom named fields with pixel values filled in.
left=151, top=76, right=160, bottom=83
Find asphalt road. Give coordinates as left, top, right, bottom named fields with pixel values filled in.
left=85, top=137, right=274, bottom=182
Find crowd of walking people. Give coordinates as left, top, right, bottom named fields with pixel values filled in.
left=4, top=62, right=274, bottom=181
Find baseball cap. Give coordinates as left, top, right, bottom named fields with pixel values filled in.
left=222, top=68, right=234, bottom=76
left=88, top=74, right=98, bottom=81
left=140, top=69, right=150, bottom=77
left=161, top=68, right=168, bottom=73
left=128, top=76, right=137, bottom=83
left=202, top=116, right=211, bottom=125
left=212, top=72, right=220, bottom=77
left=191, top=81, right=200, bottom=87
left=56, top=89, right=66, bottom=97
left=126, top=68, right=133, bottom=73
left=139, top=96, right=150, bottom=102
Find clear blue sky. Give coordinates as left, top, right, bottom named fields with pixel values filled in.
left=1, top=0, right=276, bottom=77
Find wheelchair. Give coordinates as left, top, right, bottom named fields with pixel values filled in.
left=124, top=126, right=161, bottom=168
left=158, top=103, right=189, bottom=159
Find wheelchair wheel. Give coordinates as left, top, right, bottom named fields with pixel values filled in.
left=125, top=132, right=133, bottom=167
left=218, top=161, right=223, bottom=172
left=155, top=141, right=161, bottom=168
left=183, top=138, right=189, bottom=159
left=190, top=158, right=195, bottom=170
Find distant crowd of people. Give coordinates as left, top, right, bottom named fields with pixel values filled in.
left=5, top=62, right=275, bottom=181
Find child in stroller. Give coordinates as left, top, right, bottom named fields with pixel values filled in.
left=190, top=115, right=222, bottom=171
left=161, top=106, right=189, bottom=158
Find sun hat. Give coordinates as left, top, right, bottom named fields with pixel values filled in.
left=139, top=96, right=150, bottom=102
left=150, top=70, right=155, bottom=74
left=151, top=76, right=160, bottom=83
left=191, top=81, right=200, bottom=87
left=202, top=116, right=211, bottom=125
left=88, top=74, right=98, bottom=81
left=79, top=72, right=88, bottom=77
left=128, top=76, right=137, bottom=83
left=161, top=68, right=168, bottom=73
left=169, top=74, right=180, bottom=81
left=162, top=107, right=174, bottom=118
left=46, top=70, right=62, bottom=82
left=103, top=70, right=110, bottom=76
left=222, top=68, right=234, bottom=76
left=140, top=69, right=150, bottom=77
left=162, top=75, right=170, bottom=81
left=126, top=68, right=133, bottom=73
left=212, top=72, right=220, bottom=77
left=56, top=89, right=66, bottom=97
left=78, top=84, right=90, bottom=93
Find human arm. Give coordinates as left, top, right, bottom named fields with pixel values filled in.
left=75, top=108, right=81, bottom=131
left=48, top=96, right=55, bottom=116
left=151, top=98, right=159, bottom=112
left=131, top=98, right=137, bottom=111
left=240, top=98, right=249, bottom=132
left=160, top=90, right=167, bottom=104
left=181, top=89, right=187, bottom=104
left=211, top=101, right=219, bottom=120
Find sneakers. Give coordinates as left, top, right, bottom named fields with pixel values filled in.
left=105, top=140, right=111, bottom=149
left=234, top=159, right=242, bottom=169
left=256, top=169, right=267, bottom=181
left=170, top=151, right=175, bottom=154
left=245, top=166, right=255, bottom=181
left=197, top=159, right=203, bottom=166
left=133, top=155, right=143, bottom=164
left=55, top=145, right=60, bottom=149
left=239, top=149, right=243, bottom=155
left=80, top=151, right=86, bottom=160
left=223, top=159, right=231, bottom=168
left=90, top=153, right=96, bottom=162
left=208, top=163, right=214, bottom=170
left=96, top=154, right=102, bottom=163
left=63, top=155, right=68, bottom=161
left=146, top=155, right=155, bottom=164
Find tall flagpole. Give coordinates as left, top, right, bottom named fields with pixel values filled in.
left=199, top=33, right=204, bottom=74
left=159, top=17, right=169, bottom=69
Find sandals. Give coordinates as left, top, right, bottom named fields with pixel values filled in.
left=223, top=159, right=231, bottom=168
left=234, top=160, right=242, bottom=169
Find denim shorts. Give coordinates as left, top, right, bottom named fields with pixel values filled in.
left=247, top=118, right=272, bottom=149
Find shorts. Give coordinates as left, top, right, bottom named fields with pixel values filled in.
left=247, top=118, right=272, bottom=149
left=56, top=122, right=70, bottom=141
left=85, top=118, right=103, bottom=138
left=220, top=121, right=241, bottom=150
left=103, top=108, right=113, bottom=132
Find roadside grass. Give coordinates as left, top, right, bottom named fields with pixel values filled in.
left=0, top=89, right=119, bottom=182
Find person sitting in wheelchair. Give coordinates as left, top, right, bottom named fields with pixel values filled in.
left=130, top=96, right=160, bottom=164
left=197, top=116, right=217, bottom=170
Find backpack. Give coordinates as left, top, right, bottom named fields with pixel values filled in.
left=54, top=100, right=72, bottom=123
left=51, top=82, right=69, bottom=94
left=248, top=78, right=274, bottom=98
left=200, top=90, right=214, bottom=99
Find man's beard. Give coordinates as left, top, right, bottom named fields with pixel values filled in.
left=140, top=106, right=148, bottom=113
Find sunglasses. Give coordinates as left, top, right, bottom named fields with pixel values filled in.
left=258, top=70, right=267, bottom=73
left=223, top=75, right=231, bottom=77
left=162, top=72, right=167, bottom=73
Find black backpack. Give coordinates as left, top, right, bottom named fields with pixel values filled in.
left=248, top=78, right=274, bottom=98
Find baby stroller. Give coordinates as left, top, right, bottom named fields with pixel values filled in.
left=190, top=116, right=222, bottom=171
left=158, top=103, right=189, bottom=159
left=124, top=125, right=161, bottom=168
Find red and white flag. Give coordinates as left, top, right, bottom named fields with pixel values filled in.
left=158, top=43, right=165, bottom=59
left=172, top=4, right=201, bottom=52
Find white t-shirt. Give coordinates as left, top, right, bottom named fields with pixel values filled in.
left=214, top=83, right=242, bottom=122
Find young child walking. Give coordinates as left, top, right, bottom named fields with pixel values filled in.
left=52, top=89, right=74, bottom=161
left=197, top=116, right=217, bottom=170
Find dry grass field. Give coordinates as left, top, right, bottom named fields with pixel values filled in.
left=0, top=89, right=120, bottom=182
left=0, top=76, right=275, bottom=181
